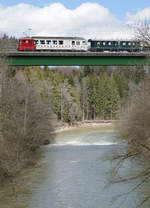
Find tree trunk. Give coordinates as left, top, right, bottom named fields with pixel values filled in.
left=23, top=95, right=28, bottom=136
left=82, top=102, right=85, bottom=121
left=60, top=87, right=63, bottom=122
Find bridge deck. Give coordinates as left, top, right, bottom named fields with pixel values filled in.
left=0, top=51, right=150, bottom=56
left=1, top=51, right=150, bottom=66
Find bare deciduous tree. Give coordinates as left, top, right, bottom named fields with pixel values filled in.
left=134, top=21, right=150, bottom=46
left=114, top=77, right=150, bottom=207
left=0, top=68, right=55, bottom=181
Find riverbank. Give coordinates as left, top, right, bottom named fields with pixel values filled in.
left=54, top=120, right=116, bottom=133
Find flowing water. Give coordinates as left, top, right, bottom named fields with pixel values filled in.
left=0, top=126, right=150, bottom=208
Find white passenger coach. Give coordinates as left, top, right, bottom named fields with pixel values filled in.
left=32, top=36, right=88, bottom=51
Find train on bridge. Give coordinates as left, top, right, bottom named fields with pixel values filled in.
left=17, top=36, right=148, bottom=52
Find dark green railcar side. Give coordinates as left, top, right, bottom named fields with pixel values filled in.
left=88, top=39, right=141, bottom=52
left=88, top=40, right=119, bottom=52
left=119, top=41, right=140, bottom=52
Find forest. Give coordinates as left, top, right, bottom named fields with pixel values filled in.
left=21, top=65, right=147, bottom=124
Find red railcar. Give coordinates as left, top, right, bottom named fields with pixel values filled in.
left=18, top=38, right=36, bottom=51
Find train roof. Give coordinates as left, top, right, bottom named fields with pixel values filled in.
left=31, top=36, right=86, bottom=40
left=88, top=39, right=138, bottom=42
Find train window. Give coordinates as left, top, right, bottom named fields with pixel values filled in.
left=76, top=41, right=80, bottom=45
left=122, top=42, right=126, bottom=46
left=25, top=40, right=29, bottom=44
left=97, top=42, right=100, bottom=45
left=34, top=40, right=39, bottom=44
left=72, top=41, right=75, bottom=45
left=108, top=42, right=111, bottom=46
left=128, top=42, right=131, bottom=46
left=132, top=42, right=135, bottom=46
left=59, top=41, right=63, bottom=45
left=103, top=42, right=106, bottom=46
left=53, top=40, right=57, bottom=45
left=82, top=41, right=86, bottom=44
left=46, top=40, right=51, bottom=44
left=20, top=40, right=25, bottom=44
left=40, top=40, right=45, bottom=44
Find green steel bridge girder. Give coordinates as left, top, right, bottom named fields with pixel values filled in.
left=2, top=51, right=150, bottom=66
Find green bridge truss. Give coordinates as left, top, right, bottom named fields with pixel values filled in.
left=1, top=51, right=150, bottom=66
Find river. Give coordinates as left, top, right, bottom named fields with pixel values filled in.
left=0, top=126, right=150, bottom=208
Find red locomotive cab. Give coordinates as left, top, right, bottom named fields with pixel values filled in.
left=18, top=38, right=36, bottom=51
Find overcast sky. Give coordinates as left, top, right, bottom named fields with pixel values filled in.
left=0, top=0, right=150, bottom=39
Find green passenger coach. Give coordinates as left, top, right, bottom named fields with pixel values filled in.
left=88, top=39, right=141, bottom=52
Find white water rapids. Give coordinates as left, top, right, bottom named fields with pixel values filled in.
left=53, top=127, right=119, bottom=146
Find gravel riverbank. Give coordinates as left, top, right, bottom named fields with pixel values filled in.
left=53, top=120, right=116, bottom=133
